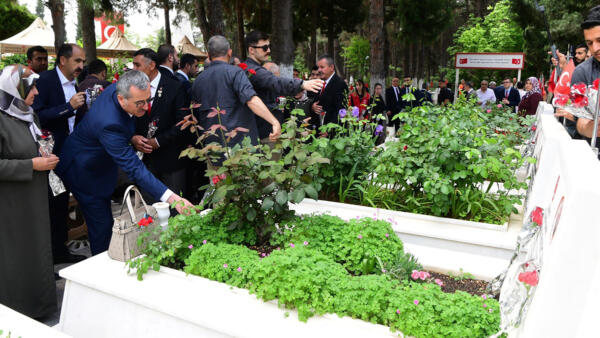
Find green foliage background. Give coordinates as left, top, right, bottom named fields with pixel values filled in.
left=0, top=1, right=35, bottom=41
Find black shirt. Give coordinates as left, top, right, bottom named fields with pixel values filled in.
left=191, top=60, right=259, bottom=145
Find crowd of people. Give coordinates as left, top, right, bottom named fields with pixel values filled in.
left=1, top=4, right=599, bottom=322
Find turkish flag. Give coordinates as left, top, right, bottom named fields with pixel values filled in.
left=512, top=58, right=521, bottom=64
left=553, top=60, right=575, bottom=96
left=459, top=58, right=468, bottom=64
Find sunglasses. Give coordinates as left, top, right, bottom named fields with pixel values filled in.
left=133, top=97, right=153, bottom=108
left=251, top=44, right=271, bottom=52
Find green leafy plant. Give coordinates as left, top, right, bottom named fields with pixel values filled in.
left=180, top=108, right=329, bottom=244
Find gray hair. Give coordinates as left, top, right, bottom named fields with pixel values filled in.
left=317, top=54, right=335, bottom=67
left=116, top=70, right=149, bottom=99
left=263, top=61, right=279, bottom=75
left=207, top=35, right=230, bottom=59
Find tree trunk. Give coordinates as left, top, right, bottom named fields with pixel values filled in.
left=164, top=1, right=171, bottom=45
left=369, top=0, right=385, bottom=95
left=309, top=3, right=318, bottom=68
left=235, top=0, right=245, bottom=60
left=326, top=19, right=334, bottom=56
left=206, top=0, right=224, bottom=37
left=78, top=0, right=96, bottom=62
left=194, top=0, right=210, bottom=47
left=334, top=39, right=345, bottom=80
left=271, top=0, right=294, bottom=78
left=47, top=0, right=66, bottom=51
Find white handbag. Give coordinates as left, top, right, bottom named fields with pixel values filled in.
left=107, top=185, right=158, bottom=261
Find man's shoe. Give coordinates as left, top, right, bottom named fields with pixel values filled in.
left=54, top=253, right=87, bottom=264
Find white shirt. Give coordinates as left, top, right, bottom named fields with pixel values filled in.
left=476, top=88, right=496, bottom=108
left=56, top=66, right=77, bottom=133
left=150, top=71, right=161, bottom=100
left=176, top=69, right=189, bottom=81
left=323, top=73, right=335, bottom=88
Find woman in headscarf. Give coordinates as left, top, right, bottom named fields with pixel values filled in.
left=517, top=76, right=543, bottom=116
left=0, top=65, right=58, bottom=319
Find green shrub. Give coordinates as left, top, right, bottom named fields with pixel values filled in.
left=271, top=214, right=404, bottom=275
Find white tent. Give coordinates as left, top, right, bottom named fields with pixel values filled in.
left=96, top=29, right=139, bottom=58
left=0, top=17, right=55, bottom=55
left=176, top=36, right=207, bottom=61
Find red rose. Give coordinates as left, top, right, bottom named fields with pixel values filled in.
left=531, top=206, right=543, bottom=226
left=248, top=69, right=256, bottom=75
left=403, top=145, right=408, bottom=151
left=238, top=63, right=248, bottom=70
left=212, top=176, right=221, bottom=185
left=531, top=126, right=537, bottom=131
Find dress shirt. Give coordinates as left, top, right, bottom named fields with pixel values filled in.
left=324, top=73, right=335, bottom=88
left=176, top=70, right=189, bottom=81
left=476, top=88, right=496, bottom=108
left=150, top=71, right=161, bottom=101
left=56, top=66, right=77, bottom=133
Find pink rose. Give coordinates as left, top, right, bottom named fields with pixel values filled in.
left=411, top=270, right=420, bottom=280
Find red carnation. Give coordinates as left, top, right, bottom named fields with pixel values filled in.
left=594, top=79, right=600, bottom=91
left=572, top=82, right=587, bottom=96
left=248, top=69, right=256, bottom=75
left=518, top=270, right=539, bottom=287
left=531, top=126, right=537, bottom=131
left=212, top=176, right=221, bottom=185
left=553, top=95, right=569, bottom=106
left=531, top=206, right=543, bottom=226
left=238, top=63, right=248, bottom=70
left=573, top=95, right=589, bottom=108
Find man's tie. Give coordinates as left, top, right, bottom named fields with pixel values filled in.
left=505, top=89, right=509, bottom=98
left=394, top=87, right=398, bottom=101
left=320, top=82, right=326, bottom=95
left=147, top=101, right=152, bottom=116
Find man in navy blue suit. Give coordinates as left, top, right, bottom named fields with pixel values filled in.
left=55, top=70, right=193, bottom=255
left=494, top=78, right=521, bottom=108
left=32, top=43, right=87, bottom=264
left=175, top=53, right=198, bottom=106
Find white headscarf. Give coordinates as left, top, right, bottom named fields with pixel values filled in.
left=0, top=65, right=41, bottom=141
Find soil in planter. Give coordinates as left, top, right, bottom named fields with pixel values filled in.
left=427, top=271, right=492, bottom=297
left=248, top=244, right=277, bottom=257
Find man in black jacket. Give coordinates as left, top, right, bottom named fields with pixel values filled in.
left=132, top=48, right=187, bottom=202
left=243, top=31, right=323, bottom=141
left=385, top=77, right=401, bottom=130
left=311, top=54, right=348, bottom=128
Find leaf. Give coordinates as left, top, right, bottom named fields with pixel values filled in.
left=304, top=184, right=318, bottom=199
left=246, top=208, right=256, bottom=221
left=290, top=188, right=305, bottom=203
left=261, top=197, right=274, bottom=211
left=275, top=190, right=288, bottom=205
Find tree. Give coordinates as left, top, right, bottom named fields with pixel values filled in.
left=0, top=1, right=35, bottom=40
left=342, top=36, right=370, bottom=80
left=35, top=0, right=45, bottom=19
left=77, top=0, right=97, bottom=62
left=193, top=0, right=225, bottom=47
left=446, top=0, right=524, bottom=83
left=47, top=0, right=66, bottom=50
left=271, top=0, right=294, bottom=78
left=369, top=0, right=385, bottom=94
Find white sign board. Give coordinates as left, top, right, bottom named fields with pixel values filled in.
left=455, top=53, right=525, bottom=70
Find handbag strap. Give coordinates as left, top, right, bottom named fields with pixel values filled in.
left=119, top=185, right=151, bottom=223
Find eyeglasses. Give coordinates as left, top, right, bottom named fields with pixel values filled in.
left=251, top=44, right=271, bottom=52
left=133, top=97, right=153, bottom=108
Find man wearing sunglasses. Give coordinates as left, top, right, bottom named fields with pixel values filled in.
left=56, top=70, right=193, bottom=255
left=243, top=30, right=324, bottom=142
left=132, top=48, right=187, bottom=205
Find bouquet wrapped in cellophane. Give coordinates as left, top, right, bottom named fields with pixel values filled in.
left=137, top=118, right=159, bottom=160
left=552, top=79, right=600, bottom=120
left=38, top=130, right=66, bottom=196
